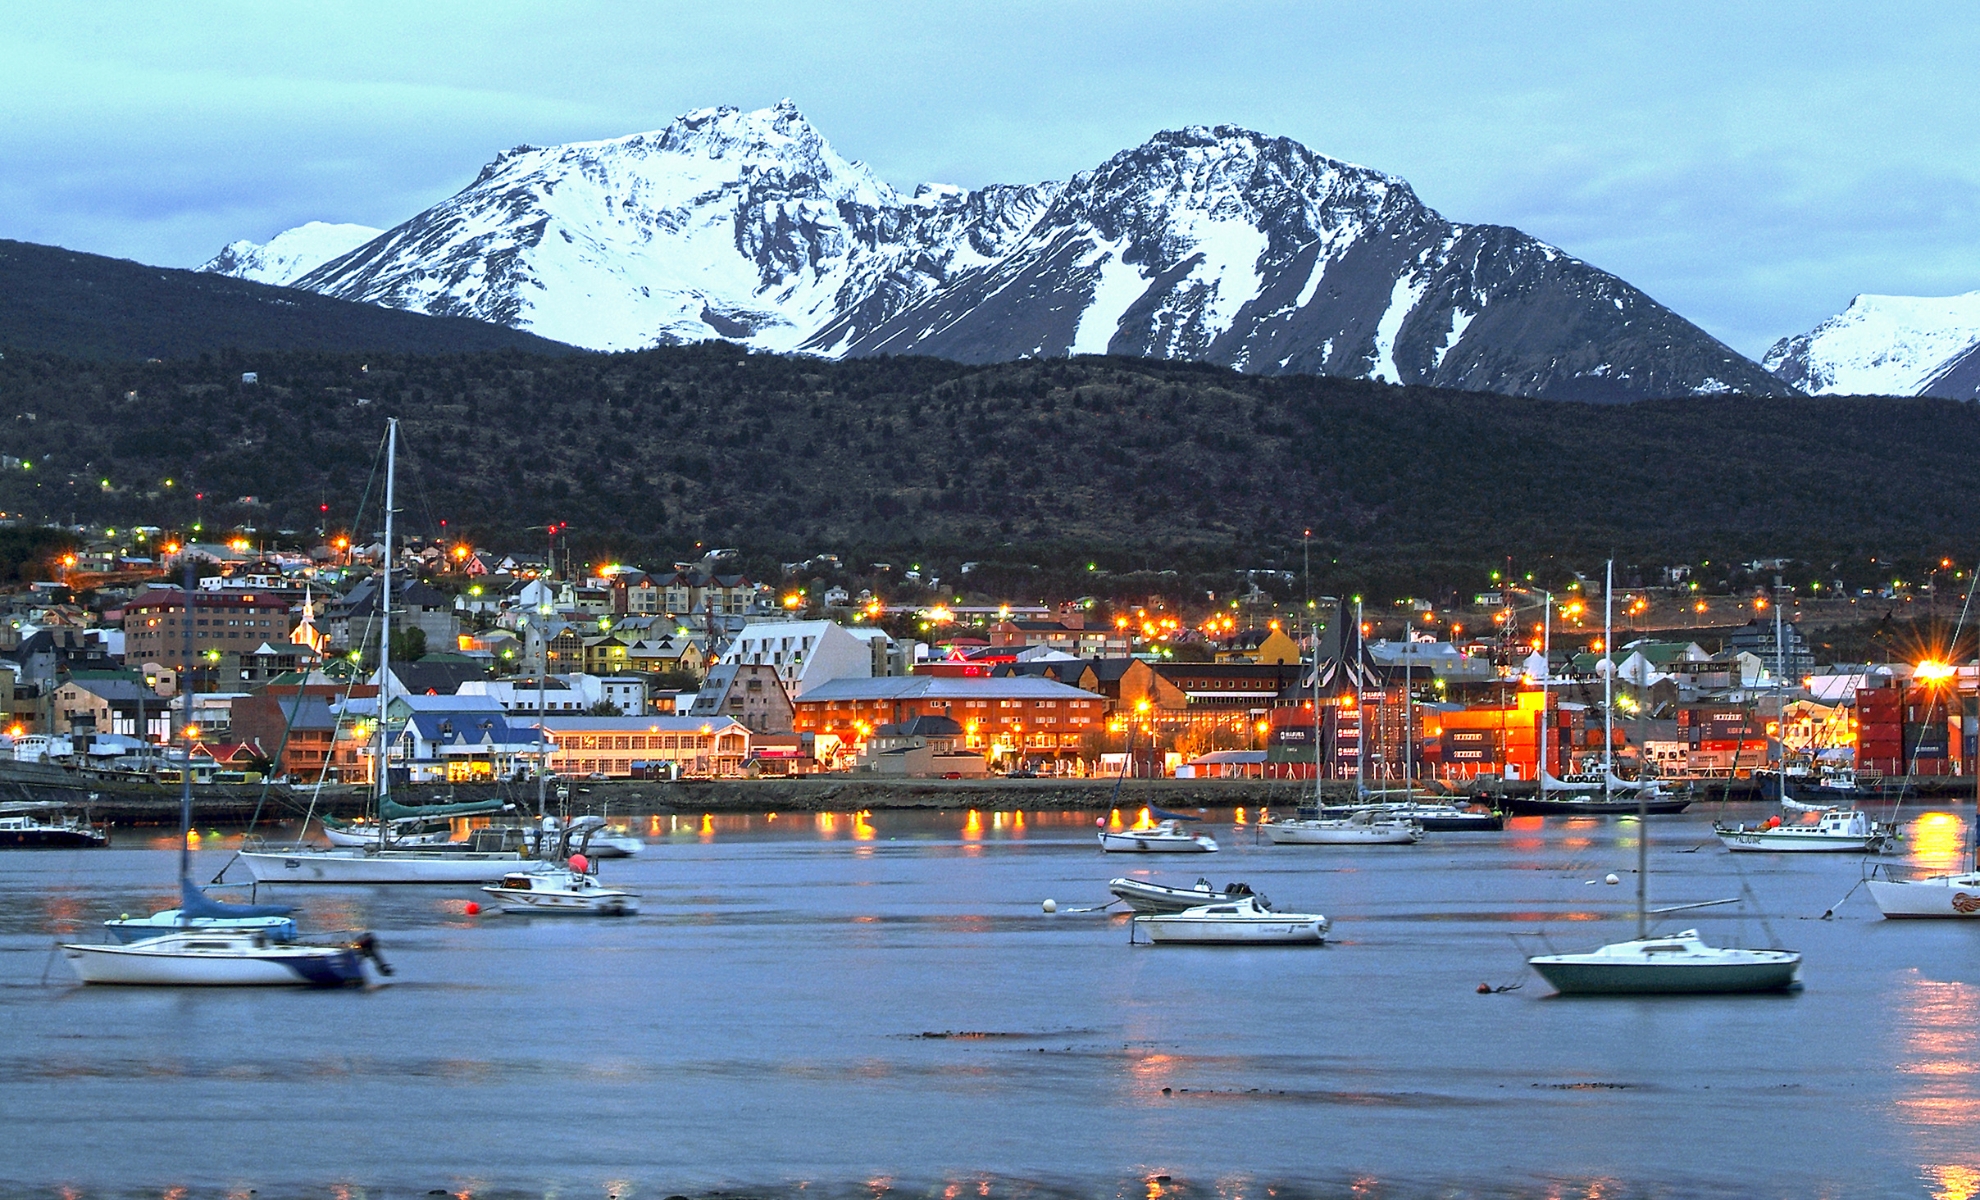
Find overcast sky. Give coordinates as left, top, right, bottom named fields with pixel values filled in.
left=3, top=2, right=1974, bottom=357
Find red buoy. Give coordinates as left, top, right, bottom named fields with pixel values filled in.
left=464, top=901, right=481, bottom=915
left=569, top=853, right=590, bottom=875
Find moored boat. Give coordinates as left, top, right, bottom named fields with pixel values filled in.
left=1866, top=872, right=1980, bottom=918
left=1108, top=876, right=1264, bottom=914
left=63, top=929, right=388, bottom=987
left=1134, top=896, right=1329, bottom=945
left=1262, top=810, right=1421, bottom=845
left=104, top=877, right=298, bottom=943
left=483, top=857, right=639, bottom=915
left=1309, top=801, right=1503, bottom=831
left=1527, top=929, right=1801, bottom=995
left=1715, top=809, right=1896, bottom=853
left=0, top=802, right=108, bottom=849
left=1098, top=820, right=1218, bottom=853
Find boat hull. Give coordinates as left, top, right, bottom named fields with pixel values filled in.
left=1716, top=830, right=1881, bottom=853
left=1140, top=917, right=1328, bottom=945
left=1505, top=796, right=1692, bottom=816
left=1867, top=875, right=1980, bottom=918
left=1098, top=831, right=1217, bottom=853
left=1263, top=821, right=1420, bottom=845
left=0, top=828, right=108, bottom=849
left=1528, top=956, right=1801, bottom=995
left=484, top=889, right=639, bottom=915
left=63, top=939, right=366, bottom=987
left=239, top=848, right=536, bottom=884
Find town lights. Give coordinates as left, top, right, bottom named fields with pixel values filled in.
left=1916, top=659, right=1956, bottom=682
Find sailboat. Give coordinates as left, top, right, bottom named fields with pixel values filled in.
left=1264, top=604, right=1422, bottom=846
left=64, top=587, right=390, bottom=987
left=1508, top=576, right=1690, bottom=816
left=236, top=420, right=545, bottom=885
left=1527, top=560, right=1802, bottom=995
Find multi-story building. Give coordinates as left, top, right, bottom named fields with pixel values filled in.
left=537, top=715, right=750, bottom=777
left=121, top=587, right=295, bottom=667
left=794, top=676, right=1107, bottom=759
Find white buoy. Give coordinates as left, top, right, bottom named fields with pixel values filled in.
left=1604, top=873, right=1620, bottom=885
left=1042, top=899, right=1058, bottom=913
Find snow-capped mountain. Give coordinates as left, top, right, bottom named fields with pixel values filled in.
left=1763, top=291, right=1980, bottom=397
left=201, top=102, right=1785, bottom=401
left=198, top=221, right=384, bottom=287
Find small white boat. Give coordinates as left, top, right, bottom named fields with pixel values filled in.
left=1262, top=810, right=1422, bottom=845
left=322, top=820, right=457, bottom=848
left=1108, top=876, right=1263, bottom=914
left=482, top=864, right=640, bottom=915
left=63, top=929, right=389, bottom=987
left=238, top=844, right=542, bottom=884
left=1098, top=820, right=1218, bottom=853
left=1528, top=929, right=1801, bottom=995
left=1715, top=809, right=1896, bottom=853
left=1866, top=871, right=1980, bottom=918
left=1134, top=896, right=1329, bottom=945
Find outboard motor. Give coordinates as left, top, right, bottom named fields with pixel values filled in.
left=355, top=932, right=394, bottom=977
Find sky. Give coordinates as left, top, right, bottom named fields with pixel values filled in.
left=2, top=2, right=1975, bottom=359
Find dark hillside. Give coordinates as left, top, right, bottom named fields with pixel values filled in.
left=0, top=343, right=1972, bottom=599
left=0, top=240, right=575, bottom=361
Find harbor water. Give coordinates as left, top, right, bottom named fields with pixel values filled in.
left=1, top=804, right=1977, bottom=1198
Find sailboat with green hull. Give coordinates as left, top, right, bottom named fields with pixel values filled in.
left=1527, top=560, right=1802, bottom=996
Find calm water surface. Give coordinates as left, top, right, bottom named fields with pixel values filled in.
left=2, top=804, right=1977, bottom=1199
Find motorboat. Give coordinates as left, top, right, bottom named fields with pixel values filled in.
left=1108, top=876, right=1265, bottom=915
left=1098, top=820, right=1218, bottom=853
left=1133, top=896, right=1329, bottom=945
left=482, top=858, right=639, bottom=916
left=1528, top=929, right=1802, bottom=995
left=535, top=814, right=643, bottom=858
left=103, top=877, right=298, bottom=944
left=238, top=840, right=543, bottom=884
left=1715, top=809, right=1896, bottom=853
left=0, top=802, right=108, bottom=849
left=1866, top=871, right=1980, bottom=918
left=63, top=928, right=389, bottom=987
left=1262, top=810, right=1422, bottom=845
left=321, top=816, right=459, bottom=848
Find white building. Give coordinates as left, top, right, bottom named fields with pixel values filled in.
left=720, top=620, right=876, bottom=697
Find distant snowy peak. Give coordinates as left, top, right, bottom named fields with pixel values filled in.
left=207, top=103, right=1787, bottom=401
left=199, top=221, right=383, bottom=287
left=1764, top=291, right=1980, bottom=396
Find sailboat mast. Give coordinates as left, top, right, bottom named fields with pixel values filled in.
left=1310, top=618, right=1322, bottom=806
left=1604, top=559, right=1614, bottom=803
left=537, top=523, right=552, bottom=820
left=1404, top=615, right=1413, bottom=788
left=1539, top=590, right=1551, bottom=787
left=1354, top=598, right=1365, bottom=797
left=376, top=418, right=395, bottom=811
left=179, top=552, right=196, bottom=880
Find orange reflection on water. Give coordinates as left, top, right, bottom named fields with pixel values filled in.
left=853, top=811, right=876, bottom=840
left=962, top=810, right=982, bottom=839
left=1133, top=806, right=1155, bottom=831
left=1928, top=1164, right=1980, bottom=1200
left=1908, top=812, right=1969, bottom=874
left=1896, top=973, right=1980, bottom=1169
left=816, top=813, right=838, bottom=838
left=1109, top=808, right=1125, bottom=831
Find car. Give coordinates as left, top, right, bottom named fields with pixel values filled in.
left=941, top=771, right=963, bottom=779
left=586, top=771, right=610, bottom=781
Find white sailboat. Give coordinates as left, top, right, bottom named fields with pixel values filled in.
left=1528, top=560, right=1803, bottom=995
left=237, top=420, right=544, bottom=886
left=66, top=584, right=389, bottom=987
left=1263, top=605, right=1421, bottom=845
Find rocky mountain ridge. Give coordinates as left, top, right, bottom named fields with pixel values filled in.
left=203, top=101, right=1789, bottom=402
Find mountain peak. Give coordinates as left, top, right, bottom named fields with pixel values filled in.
left=1764, top=289, right=1980, bottom=396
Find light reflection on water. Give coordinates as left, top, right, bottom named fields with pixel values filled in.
left=6, top=806, right=1980, bottom=1196
left=1905, top=811, right=1970, bottom=874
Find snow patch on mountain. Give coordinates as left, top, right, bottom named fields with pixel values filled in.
left=1764, top=291, right=1980, bottom=396
left=199, top=222, right=383, bottom=286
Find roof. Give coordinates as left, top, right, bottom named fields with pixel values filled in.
left=800, top=676, right=1101, bottom=702
left=535, top=715, right=749, bottom=735
left=876, top=715, right=964, bottom=737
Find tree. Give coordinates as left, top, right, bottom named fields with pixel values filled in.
left=390, top=627, right=427, bottom=663
left=586, top=699, right=623, bottom=716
